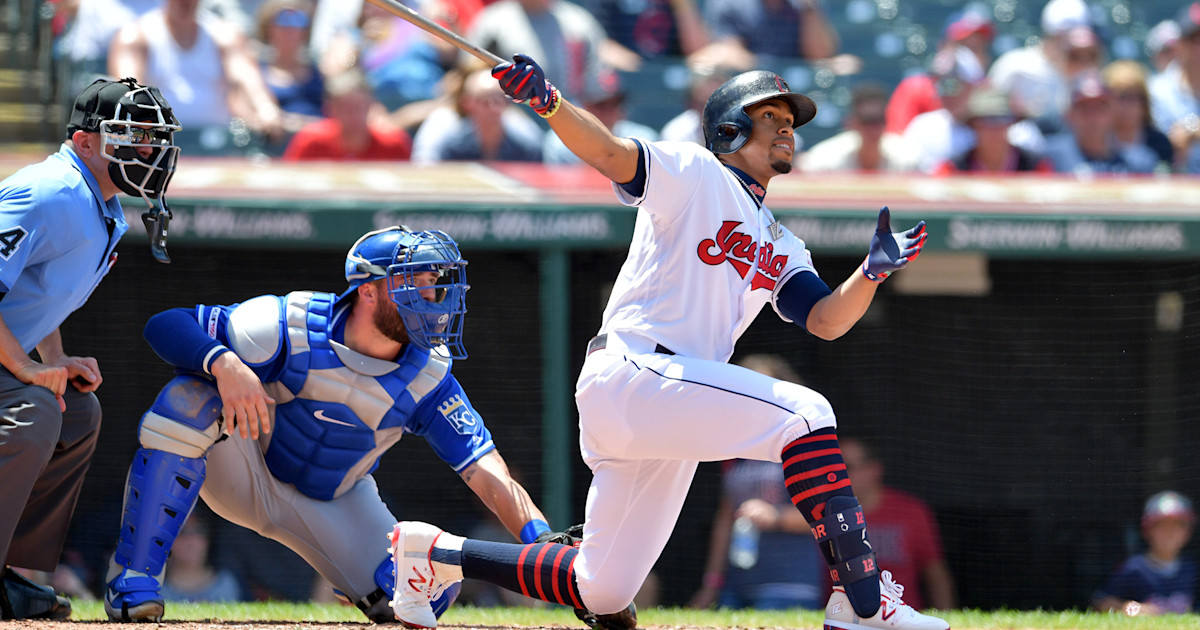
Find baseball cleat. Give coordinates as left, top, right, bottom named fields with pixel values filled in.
left=575, top=602, right=639, bottom=630
left=104, top=569, right=164, bottom=622
left=824, top=570, right=949, bottom=630
left=390, top=521, right=456, bottom=629
left=0, top=568, right=71, bottom=620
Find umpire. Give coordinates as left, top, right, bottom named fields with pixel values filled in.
left=0, top=77, right=180, bottom=619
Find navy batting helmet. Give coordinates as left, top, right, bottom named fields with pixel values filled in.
left=341, top=226, right=471, bottom=359
left=702, top=71, right=817, bottom=154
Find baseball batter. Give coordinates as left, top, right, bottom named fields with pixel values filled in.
left=0, top=77, right=179, bottom=620
left=103, top=227, right=555, bottom=623
left=388, top=58, right=947, bottom=630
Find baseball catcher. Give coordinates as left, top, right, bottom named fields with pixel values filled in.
left=103, top=227, right=558, bottom=623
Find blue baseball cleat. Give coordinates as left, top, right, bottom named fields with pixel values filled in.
left=104, top=569, right=164, bottom=622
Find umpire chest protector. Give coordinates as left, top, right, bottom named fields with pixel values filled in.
left=229, top=291, right=452, bottom=501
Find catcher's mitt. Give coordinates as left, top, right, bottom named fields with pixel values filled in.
left=534, top=523, right=584, bottom=546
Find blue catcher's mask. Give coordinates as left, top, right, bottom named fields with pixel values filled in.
left=341, top=226, right=470, bottom=358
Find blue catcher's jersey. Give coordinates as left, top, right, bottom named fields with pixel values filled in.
left=197, top=291, right=494, bottom=500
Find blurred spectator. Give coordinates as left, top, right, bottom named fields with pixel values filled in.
left=901, top=47, right=983, bottom=172
left=802, top=81, right=918, bottom=173
left=1092, top=491, right=1197, bottom=615
left=320, top=0, right=467, bottom=111
left=1149, top=2, right=1200, bottom=174
left=410, top=62, right=543, bottom=163
left=988, top=0, right=1103, bottom=134
left=659, top=62, right=736, bottom=145
left=467, top=0, right=608, bottom=102
left=1146, top=19, right=1182, bottom=75
left=109, top=0, right=284, bottom=140
left=932, top=86, right=1053, bottom=174
left=283, top=68, right=413, bottom=160
left=694, top=0, right=838, bottom=70
left=544, top=68, right=658, bottom=164
left=687, top=355, right=825, bottom=611
left=1102, top=60, right=1173, bottom=173
left=58, top=0, right=159, bottom=72
left=841, top=437, right=956, bottom=612
left=256, top=0, right=324, bottom=132
left=313, top=0, right=483, bottom=66
left=213, top=521, right=324, bottom=602
left=583, top=0, right=709, bottom=63
left=885, top=4, right=994, bottom=135
left=1045, top=70, right=1158, bottom=176
left=160, top=510, right=245, bottom=603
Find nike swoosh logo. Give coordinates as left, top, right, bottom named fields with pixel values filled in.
left=314, top=409, right=357, bottom=427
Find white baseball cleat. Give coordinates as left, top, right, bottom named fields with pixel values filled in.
left=389, top=521, right=456, bottom=629
left=824, top=570, right=949, bottom=630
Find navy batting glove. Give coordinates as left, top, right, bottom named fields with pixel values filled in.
left=862, top=206, right=926, bottom=282
left=492, top=54, right=560, bottom=117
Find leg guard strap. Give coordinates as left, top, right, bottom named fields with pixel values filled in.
left=813, top=496, right=880, bottom=619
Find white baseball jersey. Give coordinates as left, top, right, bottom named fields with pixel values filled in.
left=602, top=140, right=818, bottom=362
left=570, top=140, right=839, bottom=615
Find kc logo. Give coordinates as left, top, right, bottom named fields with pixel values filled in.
left=697, top=221, right=788, bottom=290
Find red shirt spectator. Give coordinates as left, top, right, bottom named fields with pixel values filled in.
left=283, top=118, right=412, bottom=161
left=283, top=69, right=412, bottom=161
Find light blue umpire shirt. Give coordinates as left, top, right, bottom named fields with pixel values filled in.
left=0, top=144, right=129, bottom=354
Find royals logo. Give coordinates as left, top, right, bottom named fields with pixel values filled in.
left=697, top=220, right=788, bottom=290
left=438, top=394, right=478, bottom=434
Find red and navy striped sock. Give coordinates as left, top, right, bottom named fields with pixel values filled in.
left=461, top=539, right=585, bottom=609
left=781, top=427, right=855, bottom=522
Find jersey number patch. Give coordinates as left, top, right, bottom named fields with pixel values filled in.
left=0, top=227, right=28, bottom=260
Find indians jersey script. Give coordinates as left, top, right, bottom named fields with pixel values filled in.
left=604, top=141, right=819, bottom=362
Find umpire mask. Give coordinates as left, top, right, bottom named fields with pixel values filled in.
left=69, top=78, right=182, bottom=205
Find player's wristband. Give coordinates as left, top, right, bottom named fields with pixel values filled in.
left=861, top=256, right=890, bottom=283
left=521, top=519, right=551, bottom=544
left=203, top=346, right=233, bottom=374
left=535, top=86, right=562, bottom=119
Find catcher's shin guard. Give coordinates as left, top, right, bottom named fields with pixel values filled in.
left=105, top=448, right=205, bottom=621
left=812, top=496, right=880, bottom=619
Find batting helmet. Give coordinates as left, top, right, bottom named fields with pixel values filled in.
left=68, top=77, right=181, bottom=204
left=341, top=226, right=471, bottom=359
left=702, top=71, right=817, bottom=154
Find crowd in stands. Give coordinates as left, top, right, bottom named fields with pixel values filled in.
left=41, top=0, right=1200, bottom=175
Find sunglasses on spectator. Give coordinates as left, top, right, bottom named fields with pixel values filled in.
left=274, top=9, right=310, bottom=28
left=971, top=115, right=1014, bottom=127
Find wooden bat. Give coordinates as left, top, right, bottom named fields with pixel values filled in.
left=363, top=0, right=504, bottom=66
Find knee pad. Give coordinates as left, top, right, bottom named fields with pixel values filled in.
left=138, top=374, right=223, bottom=458
left=812, top=495, right=880, bottom=618
left=112, top=448, right=206, bottom=580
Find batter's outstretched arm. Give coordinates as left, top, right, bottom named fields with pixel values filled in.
left=492, top=55, right=639, bottom=184
left=461, top=450, right=549, bottom=542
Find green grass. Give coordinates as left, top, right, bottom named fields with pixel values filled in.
left=68, top=601, right=1200, bottom=628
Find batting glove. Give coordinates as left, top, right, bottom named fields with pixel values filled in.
left=492, top=54, right=561, bottom=118
left=862, top=206, right=926, bottom=282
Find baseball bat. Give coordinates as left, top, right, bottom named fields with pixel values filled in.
left=362, top=0, right=505, bottom=66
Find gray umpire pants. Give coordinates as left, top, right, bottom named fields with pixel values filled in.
left=0, top=367, right=101, bottom=571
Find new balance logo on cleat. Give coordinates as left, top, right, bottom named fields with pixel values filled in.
left=823, top=571, right=949, bottom=630
left=390, top=522, right=459, bottom=629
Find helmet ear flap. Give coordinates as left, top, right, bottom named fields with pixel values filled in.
left=717, top=123, right=740, bottom=139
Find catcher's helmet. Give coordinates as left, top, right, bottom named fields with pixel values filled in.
left=69, top=77, right=181, bottom=205
left=341, top=226, right=471, bottom=359
left=702, top=71, right=817, bottom=154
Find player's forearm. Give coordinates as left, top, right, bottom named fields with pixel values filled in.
left=463, top=452, right=547, bottom=540
left=34, top=327, right=66, bottom=364
left=548, top=99, right=640, bottom=183
left=805, top=271, right=877, bottom=340
left=0, top=313, right=39, bottom=374
left=144, top=307, right=230, bottom=373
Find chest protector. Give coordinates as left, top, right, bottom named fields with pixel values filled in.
left=261, top=292, right=451, bottom=500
